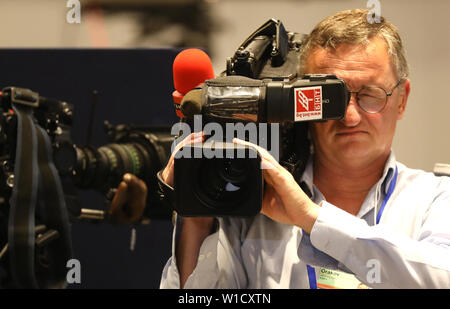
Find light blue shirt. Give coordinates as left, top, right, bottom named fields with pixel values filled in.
left=160, top=152, right=450, bottom=288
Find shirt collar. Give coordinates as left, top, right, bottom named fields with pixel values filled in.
left=300, top=156, right=316, bottom=200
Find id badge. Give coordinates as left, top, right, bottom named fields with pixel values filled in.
left=316, top=267, right=370, bottom=289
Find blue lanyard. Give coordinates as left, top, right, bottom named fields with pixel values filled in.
left=306, top=265, right=317, bottom=289
left=307, top=166, right=398, bottom=289
left=376, top=166, right=398, bottom=224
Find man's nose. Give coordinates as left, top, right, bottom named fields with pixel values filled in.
left=341, top=93, right=362, bottom=127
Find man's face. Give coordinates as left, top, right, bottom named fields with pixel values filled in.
left=306, top=37, right=410, bottom=168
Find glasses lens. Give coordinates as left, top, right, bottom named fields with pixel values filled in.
left=357, top=87, right=386, bottom=113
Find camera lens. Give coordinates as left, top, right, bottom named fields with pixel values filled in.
left=220, top=159, right=247, bottom=184
left=196, top=158, right=250, bottom=212
left=71, top=129, right=173, bottom=199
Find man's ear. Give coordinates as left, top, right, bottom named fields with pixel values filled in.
left=397, top=78, right=410, bottom=120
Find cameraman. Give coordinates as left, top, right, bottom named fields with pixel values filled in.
left=113, top=9, right=450, bottom=288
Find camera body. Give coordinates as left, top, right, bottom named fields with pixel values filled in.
left=0, top=88, right=73, bottom=205
left=173, top=19, right=349, bottom=217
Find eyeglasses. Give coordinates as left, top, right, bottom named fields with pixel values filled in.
left=348, top=78, right=405, bottom=113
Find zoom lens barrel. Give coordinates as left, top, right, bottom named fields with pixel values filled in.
left=71, top=130, right=173, bottom=194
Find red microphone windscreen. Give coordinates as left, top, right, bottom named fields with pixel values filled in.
left=173, top=49, right=214, bottom=95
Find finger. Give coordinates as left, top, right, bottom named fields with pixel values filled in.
left=260, top=158, right=277, bottom=170
left=232, top=138, right=275, bottom=162
left=125, top=174, right=148, bottom=222
left=109, top=180, right=128, bottom=214
left=231, top=138, right=282, bottom=188
left=123, top=173, right=147, bottom=199
left=233, top=138, right=279, bottom=170
left=172, top=131, right=205, bottom=158
left=260, top=184, right=279, bottom=218
left=122, top=173, right=139, bottom=185
left=163, top=132, right=205, bottom=184
left=231, top=138, right=281, bottom=186
left=166, top=132, right=205, bottom=171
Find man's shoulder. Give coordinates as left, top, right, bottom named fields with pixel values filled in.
left=396, top=161, right=450, bottom=191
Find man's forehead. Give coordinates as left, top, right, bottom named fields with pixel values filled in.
left=305, top=37, right=395, bottom=86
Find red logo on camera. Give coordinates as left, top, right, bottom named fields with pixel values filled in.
left=294, top=86, right=323, bottom=121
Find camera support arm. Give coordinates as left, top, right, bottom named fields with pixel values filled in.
left=2, top=87, right=73, bottom=288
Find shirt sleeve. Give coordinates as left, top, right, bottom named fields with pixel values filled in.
left=310, top=184, right=450, bottom=289
left=160, top=216, right=249, bottom=289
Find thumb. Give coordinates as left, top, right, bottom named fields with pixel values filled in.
left=122, top=173, right=147, bottom=222
left=109, top=180, right=129, bottom=216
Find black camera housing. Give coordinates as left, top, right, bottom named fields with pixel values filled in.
left=0, top=86, right=174, bottom=288
left=174, top=143, right=263, bottom=217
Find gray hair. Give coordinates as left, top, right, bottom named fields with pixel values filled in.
left=298, top=9, right=409, bottom=79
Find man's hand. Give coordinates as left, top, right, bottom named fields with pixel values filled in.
left=109, top=173, right=147, bottom=224
left=233, top=138, right=320, bottom=234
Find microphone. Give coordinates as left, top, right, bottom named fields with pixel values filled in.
left=172, top=49, right=215, bottom=118
left=180, top=89, right=202, bottom=118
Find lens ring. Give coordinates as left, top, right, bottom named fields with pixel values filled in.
left=194, top=158, right=250, bottom=212
left=219, top=159, right=248, bottom=184
left=98, top=146, right=118, bottom=171
left=122, top=144, right=142, bottom=176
